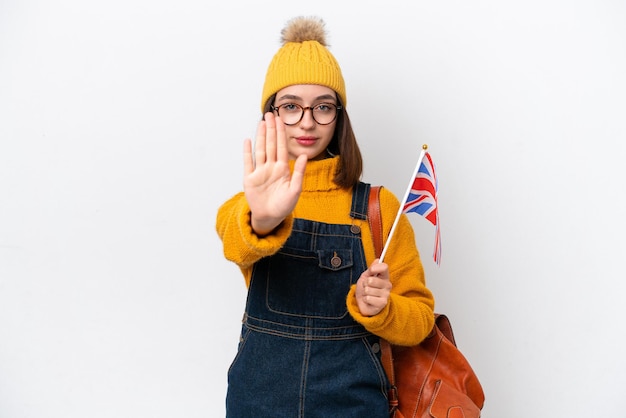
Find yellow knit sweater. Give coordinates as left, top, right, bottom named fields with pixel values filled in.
left=215, top=157, right=434, bottom=346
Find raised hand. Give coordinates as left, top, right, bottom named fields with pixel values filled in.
left=243, top=112, right=308, bottom=236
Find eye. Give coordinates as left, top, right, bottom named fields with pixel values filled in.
left=280, top=103, right=301, bottom=112
left=314, top=103, right=335, bottom=113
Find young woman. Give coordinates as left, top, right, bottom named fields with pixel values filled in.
left=216, top=16, right=435, bottom=418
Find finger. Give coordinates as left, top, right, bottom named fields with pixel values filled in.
left=275, top=115, right=288, bottom=162
left=364, top=294, right=383, bottom=308
left=364, top=276, right=390, bottom=292
left=254, top=119, right=267, bottom=165
left=369, top=260, right=388, bottom=277
left=243, top=138, right=253, bottom=176
left=289, top=154, right=307, bottom=193
left=264, top=112, right=277, bottom=163
left=364, top=286, right=387, bottom=300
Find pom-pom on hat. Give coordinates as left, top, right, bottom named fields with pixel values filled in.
left=261, top=16, right=346, bottom=112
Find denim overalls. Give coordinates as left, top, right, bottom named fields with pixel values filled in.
left=226, top=183, right=389, bottom=418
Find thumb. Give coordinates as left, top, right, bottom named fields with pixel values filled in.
left=290, top=154, right=308, bottom=191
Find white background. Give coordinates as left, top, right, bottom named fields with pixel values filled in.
left=1, top=1, right=625, bottom=417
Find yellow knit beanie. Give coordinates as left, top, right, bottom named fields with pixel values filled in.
left=261, top=16, right=346, bottom=113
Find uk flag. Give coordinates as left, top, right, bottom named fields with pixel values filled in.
left=403, top=151, right=441, bottom=264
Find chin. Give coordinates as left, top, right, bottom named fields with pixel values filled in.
left=290, top=148, right=324, bottom=160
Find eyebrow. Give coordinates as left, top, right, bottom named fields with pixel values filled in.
left=276, top=93, right=337, bottom=102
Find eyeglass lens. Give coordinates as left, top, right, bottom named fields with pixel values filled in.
left=274, top=103, right=338, bottom=125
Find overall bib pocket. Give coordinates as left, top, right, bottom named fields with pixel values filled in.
left=266, top=247, right=354, bottom=319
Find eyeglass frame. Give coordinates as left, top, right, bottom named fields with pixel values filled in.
left=269, top=102, right=343, bottom=126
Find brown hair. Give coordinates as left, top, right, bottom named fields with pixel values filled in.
left=263, top=95, right=363, bottom=189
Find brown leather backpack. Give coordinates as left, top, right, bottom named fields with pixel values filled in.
left=368, top=185, right=485, bottom=418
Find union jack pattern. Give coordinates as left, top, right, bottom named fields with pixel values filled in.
left=403, top=151, right=441, bottom=264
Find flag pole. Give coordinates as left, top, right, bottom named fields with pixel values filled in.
left=379, top=144, right=428, bottom=263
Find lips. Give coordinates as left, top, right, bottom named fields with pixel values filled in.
left=295, top=136, right=317, bottom=146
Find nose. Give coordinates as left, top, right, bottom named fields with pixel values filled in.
left=299, top=107, right=316, bottom=129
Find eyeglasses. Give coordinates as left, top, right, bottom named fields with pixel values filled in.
left=270, top=102, right=342, bottom=126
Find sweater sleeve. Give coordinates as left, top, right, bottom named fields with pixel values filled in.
left=216, top=192, right=293, bottom=276
left=346, top=186, right=435, bottom=346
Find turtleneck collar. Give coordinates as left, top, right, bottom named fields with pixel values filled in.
left=289, top=156, right=341, bottom=192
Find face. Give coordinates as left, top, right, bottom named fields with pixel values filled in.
left=272, top=84, right=339, bottom=161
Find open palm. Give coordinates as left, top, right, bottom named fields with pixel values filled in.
left=243, top=113, right=307, bottom=236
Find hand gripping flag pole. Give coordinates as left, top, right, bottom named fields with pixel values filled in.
left=379, top=144, right=441, bottom=265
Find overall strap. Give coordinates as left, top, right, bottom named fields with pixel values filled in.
left=350, top=181, right=371, bottom=220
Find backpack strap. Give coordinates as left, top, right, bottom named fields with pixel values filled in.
left=368, top=185, right=384, bottom=257
left=366, top=186, right=399, bottom=414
